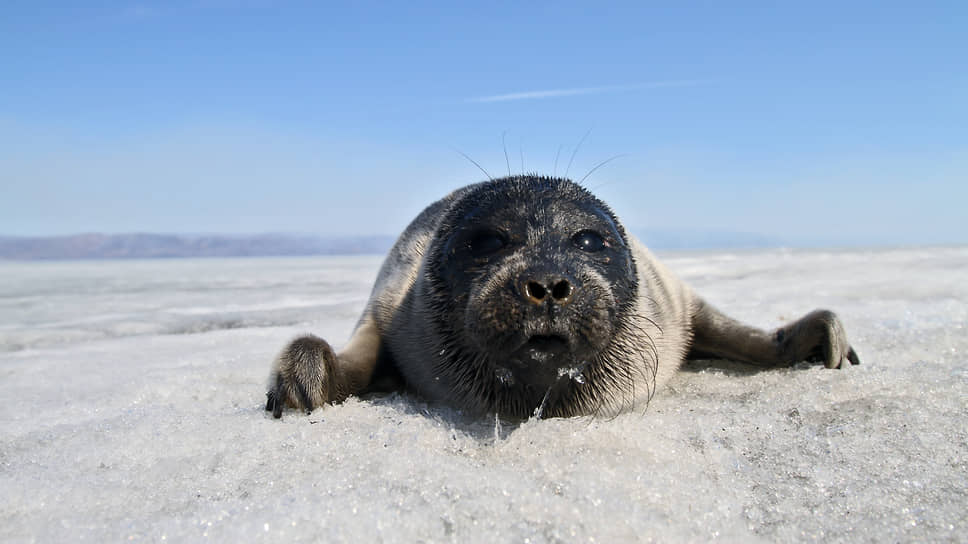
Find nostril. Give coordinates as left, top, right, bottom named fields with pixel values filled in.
left=525, top=281, right=546, bottom=301
left=551, top=280, right=572, bottom=301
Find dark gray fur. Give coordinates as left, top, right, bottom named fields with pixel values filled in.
left=266, top=176, right=858, bottom=419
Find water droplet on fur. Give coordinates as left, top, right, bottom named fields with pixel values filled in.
left=530, top=350, right=551, bottom=362
left=494, top=367, right=515, bottom=386
left=557, top=364, right=586, bottom=384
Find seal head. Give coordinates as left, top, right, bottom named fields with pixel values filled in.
left=414, top=177, right=641, bottom=418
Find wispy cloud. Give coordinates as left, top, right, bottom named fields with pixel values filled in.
left=467, top=80, right=708, bottom=103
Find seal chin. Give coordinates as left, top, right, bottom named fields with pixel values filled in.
left=504, top=334, right=586, bottom=390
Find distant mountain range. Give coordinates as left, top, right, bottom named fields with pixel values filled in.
left=0, top=233, right=397, bottom=260
left=0, top=230, right=784, bottom=260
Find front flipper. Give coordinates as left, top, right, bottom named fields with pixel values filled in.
left=266, top=335, right=344, bottom=418
left=688, top=299, right=860, bottom=369
left=776, top=309, right=860, bottom=369
left=265, top=318, right=384, bottom=418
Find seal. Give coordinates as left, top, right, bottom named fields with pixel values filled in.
left=265, top=176, right=859, bottom=419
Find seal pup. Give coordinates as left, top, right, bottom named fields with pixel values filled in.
left=266, top=176, right=859, bottom=419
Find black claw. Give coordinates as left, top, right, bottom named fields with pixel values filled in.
left=847, top=346, right=861, bottom=365
left=272, top=371, right=285, bottom=419
left=265, top=391, right=274, bottom=412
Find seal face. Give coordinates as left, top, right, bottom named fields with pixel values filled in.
left=419, top=177, right=640, bottom=418
left=266, top=174, right=860, bottom=420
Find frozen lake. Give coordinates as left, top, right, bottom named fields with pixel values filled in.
left=1, top=248, right=966, bottom=542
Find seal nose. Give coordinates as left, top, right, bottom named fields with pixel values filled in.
left=523, top=277, right=574, bottom=305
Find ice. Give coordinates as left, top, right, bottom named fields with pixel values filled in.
left=1, top=248, right=966, bottom=542
left=556, top=363, right=587, bottom=384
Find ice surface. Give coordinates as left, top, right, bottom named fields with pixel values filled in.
left=1, top=249, right=965, bottom=542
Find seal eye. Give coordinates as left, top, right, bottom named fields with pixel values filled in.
left=468, top=229, right=508, bottom=257
left=572, top=230, right=606, bottom=253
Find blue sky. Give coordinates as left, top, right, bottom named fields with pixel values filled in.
left=2, top=1, right=965, bottom=246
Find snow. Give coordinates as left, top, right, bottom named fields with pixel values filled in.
left=1, top=248, right=965, bottom=542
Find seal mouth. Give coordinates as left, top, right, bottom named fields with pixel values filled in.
left=523, top=334, right=570, bottom=352
left=501, top=334, right=576, bottom=389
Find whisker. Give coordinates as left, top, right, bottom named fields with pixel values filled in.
left=629, top=312, right=663, bottom=334
left=579, top=154, right=628, bottom=186
left=553, top=144, right=563, bottom=177
left=502, top=131, right=511, bottom=176
left=452, top=147, right=493, bottom=181
left=564, top=127, right=592, bottom=179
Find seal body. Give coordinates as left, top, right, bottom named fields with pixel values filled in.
left=266, top=176, right=858, bottom=419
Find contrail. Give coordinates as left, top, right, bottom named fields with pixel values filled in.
left=468, top=80, right=708, bottom=103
